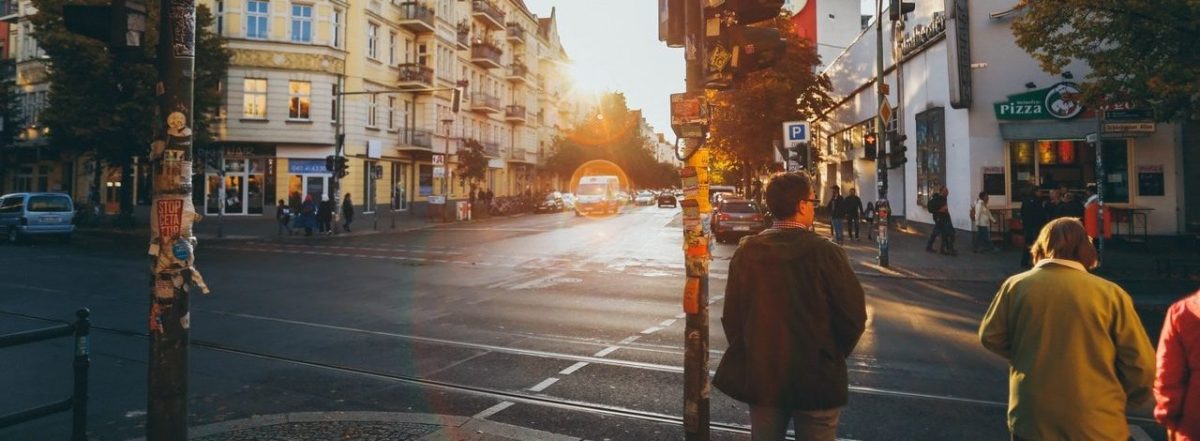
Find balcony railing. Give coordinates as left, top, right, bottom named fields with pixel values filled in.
left=397, top=2, right=436, bottom=33
left=508, top=148, right=532, bottom=162
left=456, top=28, right=471, bottom=49
left=505, top=105, right=527, bottom=123
left=402, top=128, right=434, bottom=148
left=506, top=23, right=525, bottom=43
left=505, top=63, right=529, bottom=83
left=470, top=92, right=501, bottom=113
left=397, top=63, right=434, bottom=88
left=470, top=42, right=503, bottom=69
left=471, top=0, right=505, bottom=30
left=1, top=0, right=18, bottom=21
left=482, top=141, right=501, bottom=157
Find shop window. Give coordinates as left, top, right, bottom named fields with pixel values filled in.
left=1006, top=139, right=1128, bottom=203
left=363, top=160, right=378, bottom=213
left=914, top=107, right=946, bottom=208
left=392, top=163, right=408, bottom=210
left=243, top=79, right=268, bottom=118
left=419, top=164, right=433, bottom=196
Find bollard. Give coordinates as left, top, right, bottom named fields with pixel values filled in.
left=71, top=308, right=91, bottom=441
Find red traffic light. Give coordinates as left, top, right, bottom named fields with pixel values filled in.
left=864, top=133, right=877, bottom=145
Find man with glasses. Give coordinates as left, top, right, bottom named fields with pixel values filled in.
left=714, top=172, right=867, bottom=441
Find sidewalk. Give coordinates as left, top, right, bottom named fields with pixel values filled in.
left=124, top=412, right=580, bottom=441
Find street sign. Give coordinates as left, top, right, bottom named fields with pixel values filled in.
left=1105, top=108, right=1154, bottom=121
left=1103, top=122, right=1156, bottom=135
left=782, top=121, right=808, bottom=143
left=432, top=154, right=445, bottom=166
left=671, top=93, right=709, bottom=140
left=433, top=166, right=446, bottom=178
left=879, top=97, right=892, bottom=123
left=428, top=195, right=446, bottom=205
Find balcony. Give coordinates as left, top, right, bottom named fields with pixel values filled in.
left=401, top=128, right=434, bottom=150
left=397, top=63, right=434, bottom=89
left=469, top=92, right=501, bottom=114
left=396, top=2, right=436, bottom=33
left=504, top=105, right=527, bottom=124
left=505, top=63, right=529, bottom=83
left=456, top=27, right=471, bottom=50
left=1, top=0, right=18, bottom=22
left=471, top=0, right=505, bottom=30
left=508, top=148, right=535, bottom=164
left=482, top=141, right=501, bottom=158
left=470, top=42, right=503, bottom=69
left=506, top=23, right=525, bottom=44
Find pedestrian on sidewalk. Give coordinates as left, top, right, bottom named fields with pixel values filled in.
left=1155, top=290, right=1200, bottom=441
left=826, top=185, right=845, bottom=243
left=276, top=199, right=294, bottom=236
left=342, top=193, right=354, bottom=232
left=972, top=191, right=998, bottom=253
left=979, top=218, right=1155, bottom=441
left=925, top=186, right=956, bottom=255
left=864, top=201, right=876, bottom=240
left=714, top=172, right=866, bottom=441
left=843, top=188, right=863, bottom=241
left=318, top=193, right=334, bottom=234
left=300, top=194, right=317, bottom=237
left=1019, top=188, right=1047, bottom=268
left=1054, top=191, right=1085, bottom=221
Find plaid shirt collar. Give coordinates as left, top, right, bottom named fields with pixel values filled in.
left=770, top=220, right=812, bottom=231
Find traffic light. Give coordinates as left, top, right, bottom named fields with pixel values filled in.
left=787, top=142, right=807, bottom=170
left=325, top=155, right=336, bottom=172
left=889, top=0, right=915, bottom=21
left=703, top=0, right=787, bottom=89
left=63, top=0, right=147, bottom=60
left=335, top=156, right=350, bottom=178
left=658, top=0, right=685, bottom=48
left=887, top=132, right=908, bottom=169
left=864, top=133, right=877, bottom=160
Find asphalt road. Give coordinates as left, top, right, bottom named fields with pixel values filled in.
left=0, top=205, right=1172, bottom=440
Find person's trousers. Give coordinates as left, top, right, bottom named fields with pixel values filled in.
left=974, top=226, right=991, bottom=252
left=845, top=216, right=860, bottom=238
left=926, top=224, right=943, bottom=250
left=831, top=218, right=844, bottom=242
left=749, top=405, right=841, bottom=441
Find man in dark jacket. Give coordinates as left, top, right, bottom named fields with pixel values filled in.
left=826, top=185, right=845, bottom=243
left=925, top=186, right=956, bottom=255
left=714, top=172, right=867, bottom=441
left=843, top=188, right=864, bottom=241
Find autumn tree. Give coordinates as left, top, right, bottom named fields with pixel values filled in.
left=30, top=1, right=229, bottom=223
left=1011, top=0, right=1200, bottom=122
left=457, top=138, right=490, bottom=194
left=706, top=17, right=834, bottom=188
left=544, top=92, right=671, bottom=189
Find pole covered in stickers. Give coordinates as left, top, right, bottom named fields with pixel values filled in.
left=147, top=0, right=208, bottom=438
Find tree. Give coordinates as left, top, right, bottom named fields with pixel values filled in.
left=30, top=0, right=230, bottom=222
left=543, top=92, right=670, bottom=189
left=1011, top=0, right=1200, bottom=122
left=457, top=138, right=489, bottom=194
left=0, top=79, right=22, bottom=191
left=706, top=17, right=834, bottom=176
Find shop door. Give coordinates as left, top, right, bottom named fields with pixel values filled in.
left=287, top=174, right=329, bottom=208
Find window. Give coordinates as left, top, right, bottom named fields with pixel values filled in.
left=243, top=78, right=267, bottom=118
left=367, top=93, right=378, bottom=127
left=332, top=9, right=343, bottom=47
left=363, top=160, right=378, bottom=213
left=288, top=81, right=311, bottom=119
left=391, top=163, right=408, bottom=210
left=290, top=4, right=313, bottom=43
left=914, top=107, right=945, bottom=208
left=367, top=23, right=379, bottom=59
left=386, top=97, right=396, bottom=130
left=331, top=84, right=339, bottom=122
left=389, top=32, right=396, bottom=65
left=246, top=0, right=269, bottom=39
left=216, top=0, right=224, bottom=35
left=419, top=164, right=433, bottom=196
left=418, top=43, right=429, bottom=66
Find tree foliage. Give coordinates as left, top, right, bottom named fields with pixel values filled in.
left=457, top=138, right=490, bottom=190
left=1011, top=0, right=1200, bottom=122
left=706, top=18, right=834, bottom=165
left=544, top=92, right=679, bottom=189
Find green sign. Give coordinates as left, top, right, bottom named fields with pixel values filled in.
left=1105, top=108, right=1154, bottom=121
left=993, top=82, right=1084, bottom=121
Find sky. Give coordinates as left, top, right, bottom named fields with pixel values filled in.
left=520, top=1, right=876, bottom=141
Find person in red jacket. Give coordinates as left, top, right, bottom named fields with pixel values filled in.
left=1155, top=290, right=1200, bottom=440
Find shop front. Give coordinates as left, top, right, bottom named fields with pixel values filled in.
left=202, top=146, right=275, bottom=216
left=285, top=158, right=332, bottom=209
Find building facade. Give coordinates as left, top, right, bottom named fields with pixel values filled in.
left=814, top=0, right=1193, bottom=236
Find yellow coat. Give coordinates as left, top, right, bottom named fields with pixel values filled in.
left=979, top=260, right=1156, bottom=441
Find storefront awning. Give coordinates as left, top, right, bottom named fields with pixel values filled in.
left=999, top=120, right=1098, bottom=140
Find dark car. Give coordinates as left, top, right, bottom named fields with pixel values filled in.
left=534, top=192, right=565, bottom=213
left=657, top=193, right=677, bottom=208
left=711, top=198, right=767, bottom=243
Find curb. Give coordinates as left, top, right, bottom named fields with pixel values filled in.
left=121, top=412, right=580, bottom=441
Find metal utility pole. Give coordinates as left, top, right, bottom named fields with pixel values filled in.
left=1094, top=113, right=1106, bottom=265
left=148, top=0, right=205, bottom=438
left=874, top=0, right=891, bottom=267
left=682, top=0, right=709, bottom=439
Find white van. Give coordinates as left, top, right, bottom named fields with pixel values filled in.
left=575, top=175, right=621, bottom=216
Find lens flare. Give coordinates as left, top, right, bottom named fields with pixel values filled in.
left=568, top=160, right=630, bottom=220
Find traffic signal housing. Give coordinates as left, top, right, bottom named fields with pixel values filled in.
left=887, top=132, right=908, bottom=169
left=889, top=0, right=915, bottom=21
left=703, top=0, right=787, bottom=89
left=658, top=0, right=685, bottom=48
left=335, top=156, right=350, bottom=178
left=864, top=133, right=877, bottom=160
left=787, top=142, right=808, bottom=170
left=63, top=0, right=147, bottom=59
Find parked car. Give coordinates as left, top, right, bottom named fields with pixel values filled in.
left=710, top=198, right=767, bottom=243
left=561, top=193, right=576, bottom=210
left=634, top=191, right=656, bottom=206
left=534, top=192, right=565, bottom=213
left=657, top=193, right=677, bottom=208
left=0, top=192, right=76, bottom=243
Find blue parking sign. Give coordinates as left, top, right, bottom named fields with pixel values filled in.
left=783, top=121, right=808, bottom=142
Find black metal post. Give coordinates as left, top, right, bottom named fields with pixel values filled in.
left=71, top=308, right=90, bottom=441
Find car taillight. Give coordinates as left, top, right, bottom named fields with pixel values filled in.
left=750, top=214, right=763, bottom=221
left=718, top=213, right=731, bottom=221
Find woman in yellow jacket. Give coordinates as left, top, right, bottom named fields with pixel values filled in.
left=979, top=218, right=1155, bottom=441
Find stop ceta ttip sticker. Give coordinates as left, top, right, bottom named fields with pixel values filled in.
left=683, top=277, right=700, bottom=314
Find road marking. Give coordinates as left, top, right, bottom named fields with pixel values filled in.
left=559, top=362, right=589, bottom=375
left=593, top=346, right=621, bottom=357
left=640, top=326, right=663, bottom=335
left=658, top=319, right=676, bottom=327
left=472, top=401, right=514, bottom=420
left=865, top=304, right=875, bottom=329
left=618, top=336, right=641, bottom=345
left=1129, top=425, right=1152, bottom=441
left=508, top=272, right=571, bottom=290
left=528, top=377, right=559, bottom=392
left=674, top=313, right=687, bottom=319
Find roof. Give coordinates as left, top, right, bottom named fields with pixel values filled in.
left=510, top=0, right=536, bottom=21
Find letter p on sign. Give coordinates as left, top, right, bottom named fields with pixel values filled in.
left=783, top=121, right=809, bottom=143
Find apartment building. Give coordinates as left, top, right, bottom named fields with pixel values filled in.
left=0, top=0, right=581, bottom=220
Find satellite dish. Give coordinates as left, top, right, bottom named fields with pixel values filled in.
left=782, top=0, right=810, bottom=15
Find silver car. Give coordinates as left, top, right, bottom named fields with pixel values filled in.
left=0, top=193, right=76, bottom=243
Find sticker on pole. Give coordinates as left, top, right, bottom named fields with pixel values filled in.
left=683, top=277, right=700, bottom=314
left=156, top=199, right=184, bottom=240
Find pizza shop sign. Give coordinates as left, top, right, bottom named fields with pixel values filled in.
left=993, top=82, right=1084, bottom=120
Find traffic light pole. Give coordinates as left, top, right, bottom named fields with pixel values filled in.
left=147, top=0, right=199, bottom=438
left=682, top=1, right=710, bottom=440
left=874, top=0, right=890, bottom=267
